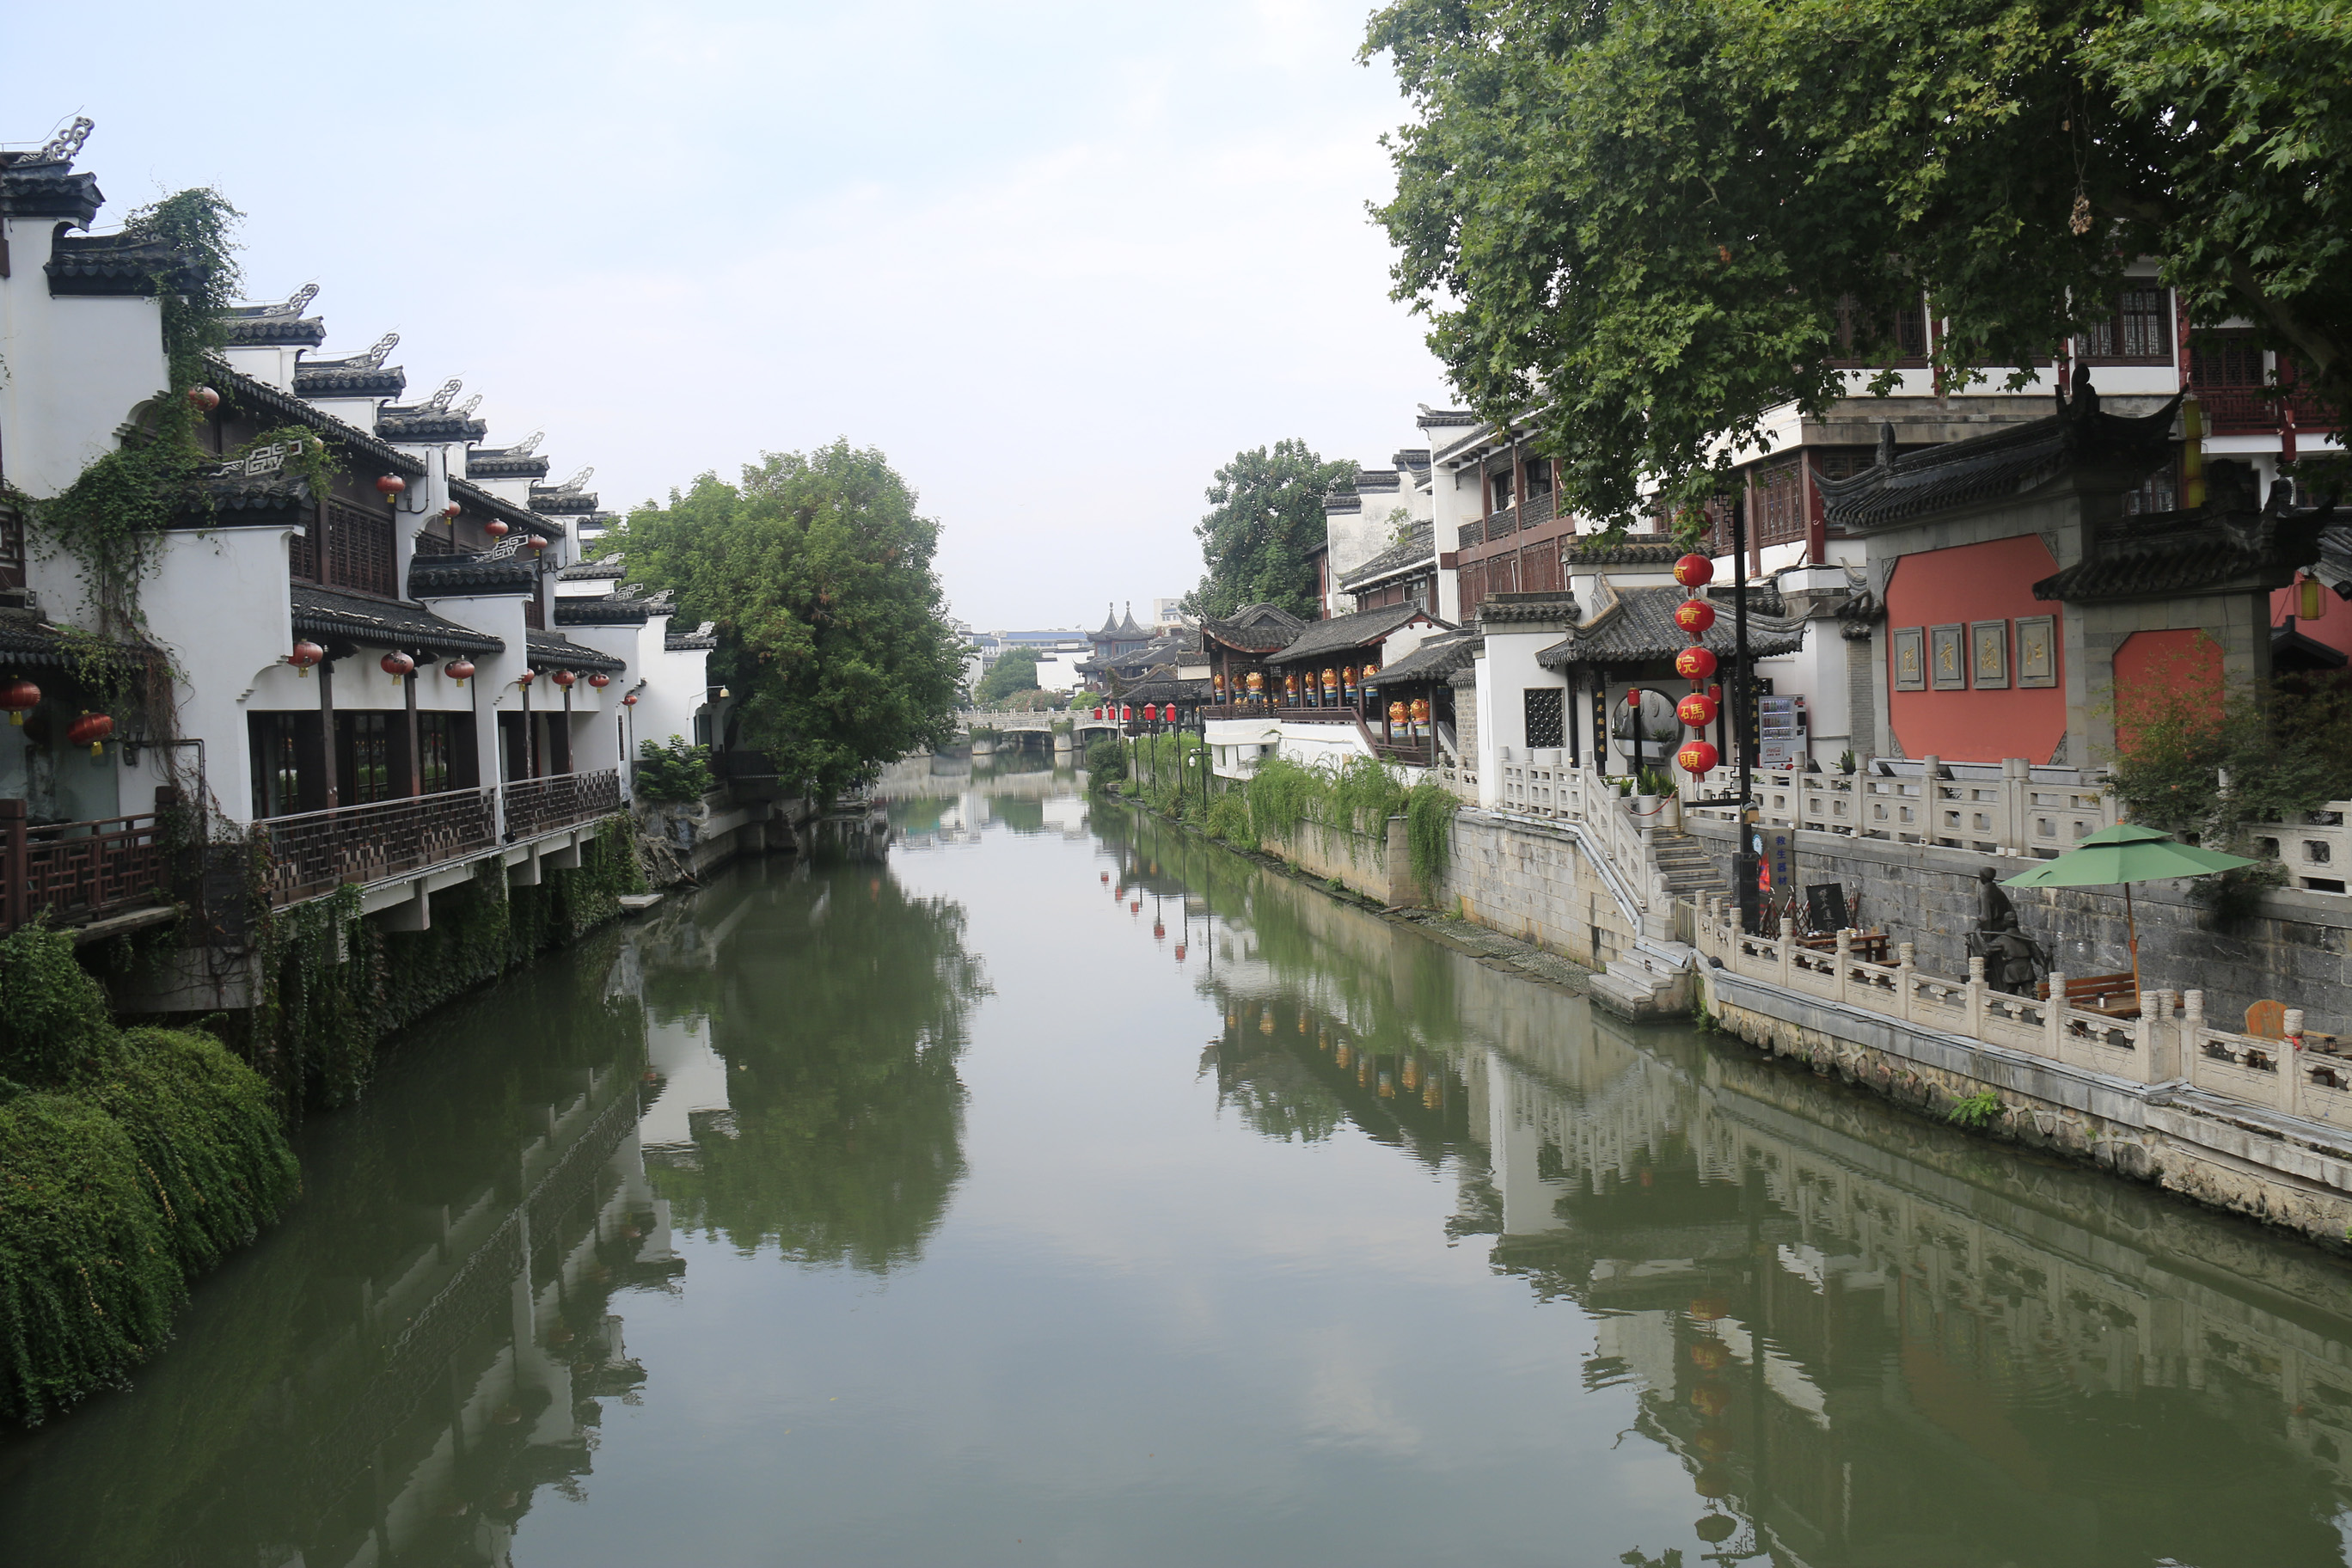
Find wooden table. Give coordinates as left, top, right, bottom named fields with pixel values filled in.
left=1797, top=931, right=1891, bottom=965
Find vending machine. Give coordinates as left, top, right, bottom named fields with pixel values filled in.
left=1758, top=694, right=1809, bottom=768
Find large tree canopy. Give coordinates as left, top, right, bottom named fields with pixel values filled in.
left=1364, top=0, right=2352, bottom=525
left=972, top=646, right=1042, bottom=705
left=1181, top=439, right=1355, bottom=620
left=609, top=442, right=965, bottom=797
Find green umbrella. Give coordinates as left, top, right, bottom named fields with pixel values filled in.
left=2002, top=823, right=2257, bottom=994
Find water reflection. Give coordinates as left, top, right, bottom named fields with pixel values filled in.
left=1114, top=806, right=2352, bottom=1566
left=873, top=752, right=1088, bottom=843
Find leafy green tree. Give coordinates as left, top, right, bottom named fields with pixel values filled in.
left=606, top=443, right=966, bottom=797
left=1180, top=440, right=1353, bottom=620
left=973, top=646, right=1041, bottom=704
left=1363, top=0, right=2352, bottom=528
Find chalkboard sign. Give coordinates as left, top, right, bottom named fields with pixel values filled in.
left=1806, top=882, right=1848, bottom=933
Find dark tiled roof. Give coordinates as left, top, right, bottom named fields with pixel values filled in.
left=1352, top=469, right=1403, bottom=493
left=46, top=232, right=205, bottom=297
left=1338, top=522, right=1436, bottom=590
left=1479, top=591, right=1581, bottom=626
left=377, top=407, right=488, bottom=443
left=1565, top=538, right=1684, bottom=567
left=1837, top=586, right=1884, bottom=642
left=1265, top=603, right=1443, bottom=666
left=294, top=363, right=407, bottom=398
left=1536, top=585, right=1805, bottom=669
left=526, top=632, right=626, bottom=673
left=1393, top=449, right=1432, bottom=470
left=1118, top=676, right=1214, bottom=705
left=1416, top=407, right=1480, bottom=428
left=665, top=622, right=719, bottom=651
left=1820, top=394, right=2179, bottom=530
left=1324, top=493, right=1363, bottom=514
left=529, top=492, right=597, bottom=515
left=1366, top=632, right=1479, bottom=684
left=208, top=360, right=426, bottom=478
left=182, top=469, right=314, bottom=525
left=0, top=606, right=82, bottom=666
left=2034, top=504, right=2328, bottom=601
left=469, top=449, right=551, bottom=480
left=291, top=585, right=505, bottom=656
left=408, top=549, right=537, bottom=597
left=554, top=598, right=652, bottom=627
left=448, top=478, right=560, bottom=539
left=1198, top=602, right=1306, bottom=653
left=559, top=559, right=627, bottom=580
left=0, top=157, right=101, bottom=225
left=222, top=289, right=326, bottom=346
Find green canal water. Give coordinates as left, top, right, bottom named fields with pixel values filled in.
left=7, top=758, right=2352, bottom=1567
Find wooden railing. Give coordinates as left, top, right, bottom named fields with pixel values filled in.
left=502, top=768, right=622, bottom=841
left=0, top=798, right=175, bottom=933
left=262, top=787, right=498, bottom=906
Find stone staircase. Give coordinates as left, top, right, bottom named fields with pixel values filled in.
left=1650, top=828, right=1729, bottom=900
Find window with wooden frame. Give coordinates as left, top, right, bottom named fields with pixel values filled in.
left=325, top=500, right=396, bottom=597
left=2191, top=330, right=2266, bottom=391
left=1523, top=457, right=1553, bottom=499
left=0, top=504, right=24, bottom=591
left=418, top=711, right=455, bottom=793
left=2075, top=286, right=2173, bottom=364
left=1829, top=296, right=1931, bottom=368
left=1489, top=469, right=1515, bottom=515
left=524, top=594, right=546, bottom=631
left=2123, top=456, right=2180, bottom=517
left=1755, top=462, right=1805, bottom=548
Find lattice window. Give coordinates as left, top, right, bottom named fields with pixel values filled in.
left=0, top=505, right=23, bottom=590
left=412, top=527, right=456, bottom=558
left=1830, top=296, right=1931, bottom=367
left=419, top=712, right=453, bottom=793
left=342, top=712, right=393, bottom=804
left=290, top=509, right=320, bottom=582
left=2124, top=459, right=2180, bottom=517
left=1757, top=462, right=1806, bottom=548
left=1524, top=688, right=1564, bottom=750
left=1520, top=541, right=1563, bottom=595
left=326, top=501, right=395, bottom=597
left=524, top=594, right=546, bottom=630
left=2077, top=287, right=2173, bottom=363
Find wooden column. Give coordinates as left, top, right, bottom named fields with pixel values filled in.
left=319, top=656, right=340, bottom=810
left=404, top=665, right=422, bottom=798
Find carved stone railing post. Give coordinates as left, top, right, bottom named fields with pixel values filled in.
left=2285, top=1009, right=2308, bottom=1117
left=1966, top=956, right=1987, bottom=1037
left=1777, top=916, right=1794, bottom=990
left=1834, top=927, right=1853, bottom=1004
left=1897, top=941, right=1916, bottom=1023
left=2045, top=971, right=2067, bottom=1059
left=2149, top=988, right=2179, bottom=1081
left=2183, top=990, right=2206, bottom=1084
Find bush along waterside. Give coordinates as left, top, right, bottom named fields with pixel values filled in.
left=240, top=818, right=647, bottom=1113
left=0, top=922, right=300, bottom=1427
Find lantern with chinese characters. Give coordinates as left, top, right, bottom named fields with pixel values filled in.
left=1675, top=645, right=1718, bottom=682
left=1674, top=552, right=1714, bottom=588
left=376, top=474, right=407, bottom=505
left=67, top=711, right=113, bottom=758
left=554, top=670, right=577, bottom=689
left=289, top=640, right=325, bottom=677
left=446, top=658, right=475, bottom=686
left=188, top=385, right=220, bottom=412
left=1674, top=598, right=1716, bottom=638
left=1, top=678, right=40, bottom=725
left=381, top=651, right=415, bottom=683
left=1676, top=692, right=1717, bottom=729
left=484, top=518, right=510, bottom=538
left=1677, top=739, right=1720, bottom=777
left=589, top=672, right=610, bottom=689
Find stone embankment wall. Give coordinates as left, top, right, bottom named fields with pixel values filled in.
left=1688, top=819, right=2352, bottom=1036
left=1706, top=967, right=2352, bottom=1251
left=1429, top=811, right=1642, bottom=974
left=635, top=793, right=815, bottom=885
left=1256, top=818, right=1416, bottom=907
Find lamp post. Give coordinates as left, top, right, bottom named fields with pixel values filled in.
left=1732, top=493, right=1759, bottom=934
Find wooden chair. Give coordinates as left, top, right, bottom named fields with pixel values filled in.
left=2037, top=973, right=2141, bottom=1015
left=2245, top=999, right=2289, bottom=1040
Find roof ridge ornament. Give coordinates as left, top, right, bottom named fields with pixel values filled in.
left=334, top=331, right=398, bottom=370
left=455, top=394, right=481, bottom=418
left=551, top=466, right=594, bottom=493
left=421, top=377, right=461, bottom=413
left=257, top=282, right=319, bottom=318
left=510, top=430, right=544, bottom=456
left=40, top=117, right=93, bottom=163
left=479, top=533, right=524, bottom=561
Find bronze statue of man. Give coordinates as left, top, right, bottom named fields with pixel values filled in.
left=1969, top=867, right=2044, bottom=994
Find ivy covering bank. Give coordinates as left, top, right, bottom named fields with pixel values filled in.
left=0, top=924, right=299, bottom=1427
left=243, top=818, right=646, bottom=1112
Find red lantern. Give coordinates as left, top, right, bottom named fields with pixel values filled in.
left=1676, top=692, right=1718, bottom=729
left=1674, top=552, right=1714, bottom=588
left=1101, top=872, right=1110, bottom=884
left=1143, top=704, right=1158, bottom=722
left=517, top=669, right=536, bottom=688
left=622, top=692, right=639, bottom=707
left=1154, top=922, right=1166, bottom=940
left=376, top=474, right=407, bottom=504
left=526, top=534, right=549, bottom=552
left=1092, top=707, right=1103, bottom=720
left=484, top=518, right=511, bottom=538
left=443, top=500, right=462, bottom=522
left=187, top=385, right=220, bottom=412
left=553, top=669, right=577, bottom=689
left=1174, top=944, right=1186, bottom=961
left=1625, top=687, right=1643, bottom=707
left=381, top=651, right=415, bottom=682
left=1677, top=739, right=1721, bottom=776
left=0, top=678, right=39, bottom=725
left=1130, top=900, right=1141, bottom=913
left=288, top=640, right=325, bottom=677
left=67, top=711, right=113, bottom=758
left=1675, top=645, right=1718, bottom=682
left=1120, top=706, right=1132, bottom=721
left=446, top=658, right=475, bottom=685
left=1674, top=598, right=1716, bottom=638
left=589, top=672, right=610, bottom=689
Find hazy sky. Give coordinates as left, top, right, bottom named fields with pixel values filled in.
left=6, top=0, right=1449, bottom=631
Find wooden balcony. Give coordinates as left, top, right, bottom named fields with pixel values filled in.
left=501, top=769, right=622, bottom=842
left=0, top=798, right=175, bottom=934
left=261, top=787, right=498, bottom=907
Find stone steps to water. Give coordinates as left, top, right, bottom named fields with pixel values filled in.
left=1650, top=829, right=1729, bottom=897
